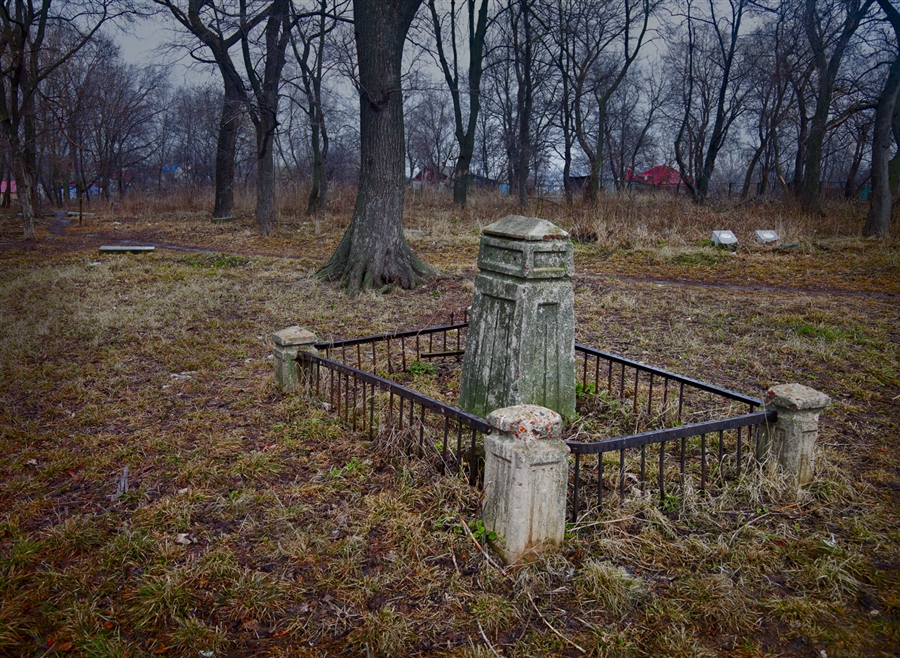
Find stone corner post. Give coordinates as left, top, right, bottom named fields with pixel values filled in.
left=756, top=383, right=831, bottom=487
left=481, top=405, right=569, bottom=566
left=271, top=326, right=318, bottom=392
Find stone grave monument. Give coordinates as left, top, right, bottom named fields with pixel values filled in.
left=459, top=215, right=576, bottom=420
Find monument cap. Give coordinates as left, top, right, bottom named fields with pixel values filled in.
left=482, top=215, right=569, bottom=241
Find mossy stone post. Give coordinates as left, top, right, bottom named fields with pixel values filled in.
left=482, top=405, right=569, bottom=565
left=757, top=383, right=831, bottom=488
left=459, top=215, right=576, bottom=420
left=272, top=326, right=318, bottom=392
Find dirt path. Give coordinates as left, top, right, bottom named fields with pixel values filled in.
left=4, top=212, right=897, bottom=302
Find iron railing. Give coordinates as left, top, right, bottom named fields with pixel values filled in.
left=296, top=317, right=775, bottom=521
left=566, top=345, right=774, bottom=520
left=298, top=314, right=487, bottom=485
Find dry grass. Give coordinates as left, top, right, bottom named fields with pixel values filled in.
left=0, top=190, right=898, bottom=656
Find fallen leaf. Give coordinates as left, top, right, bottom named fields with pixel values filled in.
left=174, top=533, right=193, bottom=545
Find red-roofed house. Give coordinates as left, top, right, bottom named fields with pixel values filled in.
left=625, top=166, right=690, bottom=192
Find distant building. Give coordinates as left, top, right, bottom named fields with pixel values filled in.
left=411, top=164, right=451, bottom=187
left=1, top=179, right=17, bottom=199
left=625, top=165, right=690, bottom=192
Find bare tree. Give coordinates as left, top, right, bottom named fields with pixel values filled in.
left=406, top=88, right=456, bottom=182
left=153, top=0, right=272, bottom=220
left=672, top=0, right=752, bottom=202
left=288, top=0, right=349, bottom=214
left=799, top=0, right=875, bottom=210
left=864, top=0, right=899, bottom=236
left=426, top=0, right=489, bottom=207
left=239, top=0, right=299, bottom=235
left=0, top=0, right=132, bottom=238
left=740, top=5, right=797, bottom=197
left=317, top=0, right=433, bottom=294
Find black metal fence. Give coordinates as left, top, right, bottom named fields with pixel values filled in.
left=566, top=345, right=774, bottom=521
left=295, top=317, right=775, bottom=521
left=298, top=315, right=488, bottom=485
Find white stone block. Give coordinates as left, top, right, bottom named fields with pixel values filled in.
left=272, top=326, right=318, bottom=392
left=755, top=230, right=779, bottom=243
left=712, top=230, right=737, bottom=246
left=481, top=405, right=569, bottom=565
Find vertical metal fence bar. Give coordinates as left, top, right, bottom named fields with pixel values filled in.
left=680, top=437, right=686, bottom=487
left=594, top=354, right=600, bottom=391
left=633, top=370, right=639, bottom=416
left=597, top=454, right=604, bottom=511
left=357, top=344, right=361, bottom=369
left=399, top=396, right=404, bottom=430
left=753, top=405, right=761, bottom=462
left=572, top=452, right=581, bottom=523
left=619, top=363, right=626, bottom=399
left=662, top=377, right=669, bottom=417
left=361, top=381, right=366, bottom=433
left=330, top=368, right=336, bottom=415
left=736, top=426, right=742, bottom=478
left=372, top=342, right=377, bottom=371
left=441, top=416, right=449, bottom=475
left=619, top=449, right=626, bottom=500
left=416, top=335, right=420, bottom=360
left=342, top=344, right=346, bottom=364
left=456, top=422, right=463, bottom=475
left=369, top=384, right=375, bottom=439
left=443, top=328, right=447, bottom=351
left=658, top=442, right=665, bottom=504
left=352, top=375, right=357, bottom=431
left=678, top=382, right=685, bottom=423
left=582, top=353, right=588, bottom=388
left=647, top=374, right=654, bottom=418
left=701, top=433, right=707, bottom=493
left=469, top=428, right=477, bottom=486
left=344, top=372, right=349, bottom=422
left=718, top=429, right=724, bottom=484
left=401, top=337, right=407, bottom=372
left=387, top=337, right=393, bottom=374
left=418, top=405, right=425, bottom=457
left=640, top=444, right=646, bottom=493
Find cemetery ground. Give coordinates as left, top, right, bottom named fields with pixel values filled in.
left=0, top=191, right=898, bottom=657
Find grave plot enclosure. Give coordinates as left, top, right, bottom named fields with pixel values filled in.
left=296, top=318, right=774, bottom=521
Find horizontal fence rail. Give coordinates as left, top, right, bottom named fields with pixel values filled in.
left=314, top=318, right=468, bottom=377
left=294, top=316, right=775, bottom=522
left=575, top=343, right=763, bottom=408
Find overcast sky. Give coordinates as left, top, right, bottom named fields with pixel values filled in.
left=113, top=16, right=215, bottom=87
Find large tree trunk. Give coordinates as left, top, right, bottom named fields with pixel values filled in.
left=800, top=0, right=873, bottom=210
left=12, top=147, right=35, bottom=239
left=452, top=146, right=472, bottom=207
left=213, top=80, right=242, bottom=220
left=307, top=111, right=328, bottom=214
left=255, top=106, right=278, bottom=236
left=864, top=0, right=900, bottom=237
left=316, top=0, right=432, bottom=295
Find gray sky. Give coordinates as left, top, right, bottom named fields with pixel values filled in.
left=113, top=16, right=215, bottom=86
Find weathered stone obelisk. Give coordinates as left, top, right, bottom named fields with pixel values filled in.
left=459, top=215, right=576, bottom=420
